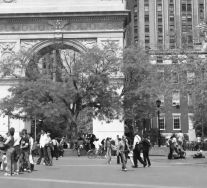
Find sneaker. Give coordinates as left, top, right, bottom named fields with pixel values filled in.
left=13, top=172, right=19, bottom=175
left=122, top=168, right=127, bottom=171
left=132, top=165, right=138, bottom=168
left=148, top=164, right=151, bottom=167
left=143, top=163, right=147, bottom=168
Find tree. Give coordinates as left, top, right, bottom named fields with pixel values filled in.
left=122, top=45, right=159, bottom=133
left=0, top=43, right=122, bottom=138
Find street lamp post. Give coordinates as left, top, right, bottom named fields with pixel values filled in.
left=156, top=99, right=161, bottom=147
left=34, top=117, right=37, bottom=142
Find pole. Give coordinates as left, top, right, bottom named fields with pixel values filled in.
left=202, top=68, right=204, bottom=140
left=157, top=110, right=161, bottom=147
left=34, top=118, right=37, bottom=142
left=8, top=115, right=10, bottom=131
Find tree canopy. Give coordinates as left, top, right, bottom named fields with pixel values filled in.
left=0, top=43, right=122, bottom=138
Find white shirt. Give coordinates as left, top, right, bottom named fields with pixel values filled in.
left=14, top=135, right=21, bottom=147
left=39, top=134, right=47, bottom=148
left=45, top=135, right=51, bottom=145
left=133, top=135, right=141, bottom=149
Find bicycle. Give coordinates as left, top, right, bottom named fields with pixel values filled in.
left=87, top=147, right=106, bottom=159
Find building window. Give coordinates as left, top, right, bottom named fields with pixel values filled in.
left=182, top=4, right=186, bottom=11
left=145, top=15, right=149, bottom=22
left=157, top=56, right=163, bottom=63
left=144, top=5, right=149, bottom=12
left=171, top=72, right=179, bottom=83
left=157, top=5, right=162, bottom=12
left=173, top=114, right=181, bottom=130
left=172, top=90, right=180, bottom=106
left=158, top=114, right=165, bottom=130
left=187, top=3, right=192, bottom=11
left=158, top=17, right=162, bottom=23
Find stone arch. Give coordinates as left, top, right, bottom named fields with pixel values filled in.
left=24, top=39, right=87, bottom=63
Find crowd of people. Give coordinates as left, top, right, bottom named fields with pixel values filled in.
left=98, top=132, right=151, bottom=171
left=1, top=127, right=205, bottom=175
left=0, top=128, right=66, bottom=176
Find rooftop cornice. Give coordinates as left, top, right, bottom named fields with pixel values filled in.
left=2, top=14, right=128, bottom=24
left=0, top=10, right=130, bottom=19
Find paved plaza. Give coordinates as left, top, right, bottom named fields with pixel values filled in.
left=0, top=155, right=207, bottom=188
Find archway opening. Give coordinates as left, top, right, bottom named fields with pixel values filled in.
left=26, top=43, right=81, bottom=82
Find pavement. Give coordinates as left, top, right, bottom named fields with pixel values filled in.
left=0, top=155, right=207, bottom=188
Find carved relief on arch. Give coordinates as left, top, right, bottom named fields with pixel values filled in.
left=76, top=39, right=97, bottom=49
left=21, top=40, right=42, bottom=51
left=0, top=42, right=17, bottom=59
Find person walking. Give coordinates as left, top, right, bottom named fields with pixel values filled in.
left=118, top=135, right=129, bottom=171
left=4, top=127, right=15, bottom=176
left=142, top=135, right=151, bottom=167
left=36, top=130, right=47, bottom=165
left=105, top=137, right=112, bottom=164
left=132, top=132, right=146, bottom=168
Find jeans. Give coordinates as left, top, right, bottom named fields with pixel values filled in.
left=19, top=149, right=31, bottom=171
left=13, top=145, right=21, bottom=172
left=120, top=152, right=127, bottom=169
left=45, top=146, right=53, bottom=165
left=6, top=147, right=15, bottom=174
left=117, top=152, right=123, bottom=164
left=36, top=147, right=46, bottom=164
left=106, top=147, right=111, bottom=164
